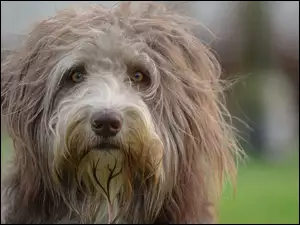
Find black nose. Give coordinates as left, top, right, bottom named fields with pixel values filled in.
left=91, top=110, right=122, bottom=137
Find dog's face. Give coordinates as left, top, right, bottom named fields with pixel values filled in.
left=47, top=22, right=167, bottom=197
left=1, top=2, right=240, bottom=223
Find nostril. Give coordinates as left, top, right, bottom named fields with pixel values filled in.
left=91, top=118, right=103, bottom=132
left=110, top=121, right=121, bottom=130
left=91, top=119, right=103, bottom=129
left=94, top=122, right=103, bottom=129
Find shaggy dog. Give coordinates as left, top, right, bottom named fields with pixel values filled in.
left=1, top=2, right=242, bottom=224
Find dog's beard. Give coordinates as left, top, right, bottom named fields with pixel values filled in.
left=48, top=96, right=164, bottom=222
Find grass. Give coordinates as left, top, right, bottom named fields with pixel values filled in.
left=1, top=135, right=299, bottom=224
left=219, top=154, right=299, bottom=224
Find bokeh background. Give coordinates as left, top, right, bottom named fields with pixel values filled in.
left=1, top=1, right=299, bottom=224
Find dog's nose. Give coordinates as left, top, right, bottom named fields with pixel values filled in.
left=91, top=110, right=122, bottom=137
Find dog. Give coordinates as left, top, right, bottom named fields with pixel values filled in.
left=1, top=2, right=243, bottom=224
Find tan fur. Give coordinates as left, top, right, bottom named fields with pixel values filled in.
left=1, top=1, right=244, bottom=224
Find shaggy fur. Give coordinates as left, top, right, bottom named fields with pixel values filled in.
left=1, top=2, right=243, bottom=224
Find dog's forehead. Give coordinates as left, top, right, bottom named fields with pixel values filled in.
left=36, top=2, right=192, bottom=65
left=49, top=27, right=151, bottom=73
left=58, top=32, right=146, bottom=70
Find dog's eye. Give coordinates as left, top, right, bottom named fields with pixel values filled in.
left=132, top=71, right=144, bottom=83
left=70, top=71, right=84, bottom=83
left=66, top=65, right=86, bottom=84
left=127, top=66, right=151, bottom=88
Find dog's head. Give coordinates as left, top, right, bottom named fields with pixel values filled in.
left=1, top=2, right=242, bottom=223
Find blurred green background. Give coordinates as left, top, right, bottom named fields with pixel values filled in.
left=219, top=153, right=298, bottom=224
left=1, top=1, right=299, bottom=224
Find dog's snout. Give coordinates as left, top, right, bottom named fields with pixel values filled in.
left=91, top=110, right=122, bottom=137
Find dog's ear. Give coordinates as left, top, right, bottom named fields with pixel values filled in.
left=1, top=18, right=61, bottom=132
left=1, top=22, right=61, bottom=209
left=1, top=32, right=46, bottom=134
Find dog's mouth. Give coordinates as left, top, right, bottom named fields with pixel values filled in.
left=92, top=142, right=120, bottom=150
